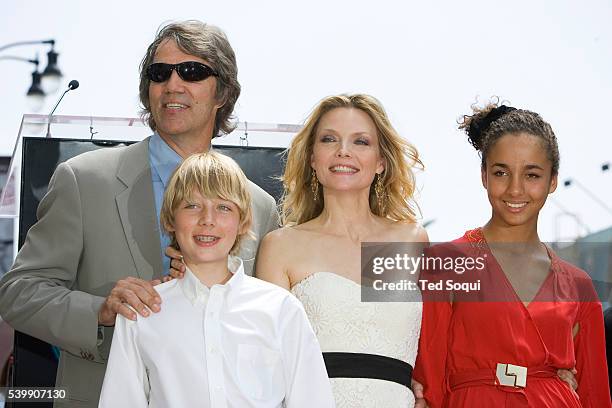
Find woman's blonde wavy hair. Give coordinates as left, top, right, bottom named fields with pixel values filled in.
left=281, top=94, right=422, bottom=226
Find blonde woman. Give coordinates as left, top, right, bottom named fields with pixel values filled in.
left=257, top=94, right=427, bottom=407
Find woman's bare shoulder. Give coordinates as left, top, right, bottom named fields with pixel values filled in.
left=262, top=224, right=312, bottom=248
left=382, top=219, right=429, bottom=243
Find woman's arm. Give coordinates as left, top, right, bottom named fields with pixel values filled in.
left=255, top=229, right=292, bottom=290
left=413, top=242, right=452, bottom=408
left=574, top=301, right=612, bottom=407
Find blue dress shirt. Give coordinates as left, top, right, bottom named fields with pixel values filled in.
left=148, top=134, right=182, bottom=275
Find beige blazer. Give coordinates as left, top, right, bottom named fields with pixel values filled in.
left=0, top=138, right=279, bottom=407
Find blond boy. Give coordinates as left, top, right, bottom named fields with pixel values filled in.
left=99, top=152, right=334, bottom=407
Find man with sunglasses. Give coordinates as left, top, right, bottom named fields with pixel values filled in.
left=0, top=20, right=278, bottom=407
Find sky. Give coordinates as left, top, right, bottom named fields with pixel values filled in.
left=1, top=0, right=611, bottom=242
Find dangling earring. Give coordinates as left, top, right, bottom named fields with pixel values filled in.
left=375, top=173, right=385, bottom=213
left=311, top=169, right=319, bottom=201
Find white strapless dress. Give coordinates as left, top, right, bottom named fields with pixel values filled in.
left=291, top=272, right=422, bottom=408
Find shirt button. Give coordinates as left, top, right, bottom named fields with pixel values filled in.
left=209, top=347, right=216, bottom=354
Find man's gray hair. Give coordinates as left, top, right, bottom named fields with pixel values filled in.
left=139, top=20, right=240, bottom=138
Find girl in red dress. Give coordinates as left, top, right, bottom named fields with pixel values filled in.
left=414, top=101, right=611, bottom=407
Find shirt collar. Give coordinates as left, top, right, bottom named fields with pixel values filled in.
left=149, top=133, right=183, bottom=188
left=180, top=256, right=245, bottom=305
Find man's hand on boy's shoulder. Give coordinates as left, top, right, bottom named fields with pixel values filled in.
left=98, top=277, right=163, bottom=325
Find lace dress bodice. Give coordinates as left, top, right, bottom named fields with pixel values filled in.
left=291, top=272, right=422, bottom=408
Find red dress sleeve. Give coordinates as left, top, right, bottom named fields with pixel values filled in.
left=414, top=243, right=457, bottom=408
left=574, top=301, right=612, bottom=407
left=414, top=299, right=452, bottom=408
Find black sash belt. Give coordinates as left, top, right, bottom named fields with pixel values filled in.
left=323, top=352, right=413, bottom=388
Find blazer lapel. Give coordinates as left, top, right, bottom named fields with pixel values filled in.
left=115, top=138, right=163, bottom=281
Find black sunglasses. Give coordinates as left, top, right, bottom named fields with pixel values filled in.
left=146, top=61, right=218, bottom=83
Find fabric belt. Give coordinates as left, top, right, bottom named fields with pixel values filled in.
left=449, top=365, right=557, bottom=391
left=322, top=352, right=413, bottom=388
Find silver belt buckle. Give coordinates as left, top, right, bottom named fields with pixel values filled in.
left=496, top=363, right=527, bottom=388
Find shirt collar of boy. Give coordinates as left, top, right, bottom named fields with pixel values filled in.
left=180, top=256, right=245, bottom=305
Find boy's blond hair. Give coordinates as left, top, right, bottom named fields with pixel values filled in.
left=160, top=151, right=253, bottom=255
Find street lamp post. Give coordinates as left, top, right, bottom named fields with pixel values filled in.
left=0, top=56, right=46, bottom=111
left=0, top=39, right=64, bottom=109
left=563, top=175, right=612, bottom=218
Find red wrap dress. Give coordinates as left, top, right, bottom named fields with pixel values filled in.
left=414, top=228, right=611, bottom=407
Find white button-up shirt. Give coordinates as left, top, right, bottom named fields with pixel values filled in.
left=99, top=257, right=334, bottom=408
